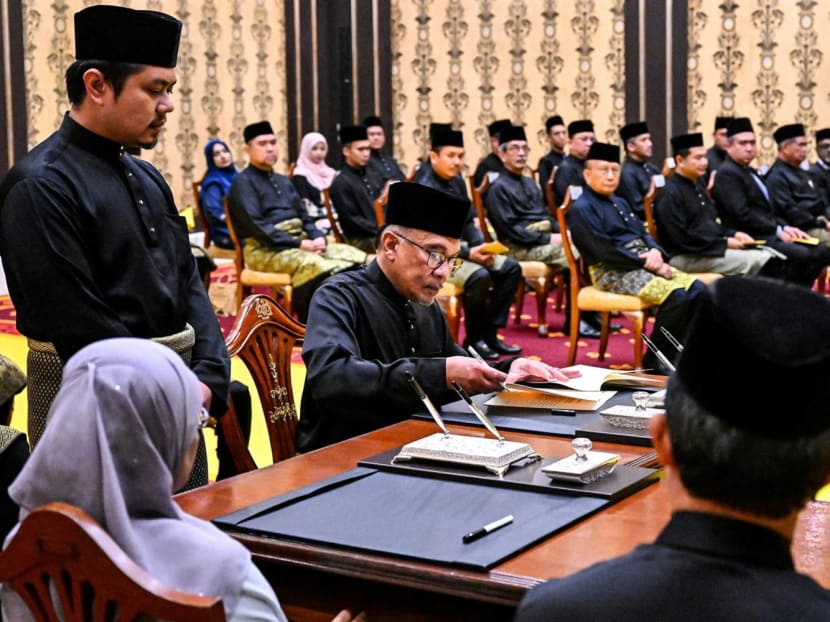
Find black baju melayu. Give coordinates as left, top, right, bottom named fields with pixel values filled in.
left=472, top=152, right=506, bottom=189
left=765, top=159, right=830, bottom=232
left=514, top=512, right=830, bottom=622
left=537, top=149, right=565, bottom=201
left=551, top=155, right=585, bottom=208
left=809, top=159, right=830, bottom=206
left=367, top=149, right=406, bottom=183
left=295, top=261, right=511, bottom=452
left=617, top=157, right=660, bottom=219
left=328, top=163, right=386, bottom=252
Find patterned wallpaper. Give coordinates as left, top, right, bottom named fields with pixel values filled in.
left=17, top=0, right=830, bottom=205
left=21, top=0, right=288, bottom=210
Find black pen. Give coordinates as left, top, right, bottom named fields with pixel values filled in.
left=550, top=408, right=576, bottom=416
left=462, top=514, right=514, bottom=544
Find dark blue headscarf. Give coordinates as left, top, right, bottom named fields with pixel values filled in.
left=200, top=139, right=237, bottom=197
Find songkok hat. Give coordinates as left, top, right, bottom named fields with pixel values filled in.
left=74, top=5, right=182, bottom=68
left=726, top=117, right=754, bottom=137
left=586, top=142, right=620, bottom=163
left=816, top=128, right=830, bottom=142
left=0, top=355, right=25, bottom=407
left=670, top=132, right=705, bottom=154
left=428, top=122, right=453, bottom=141
left=384, top=182, right=469, bottom=239
left=500, top=125, right=527, bottom=144
left=714, top=116, right=733, bottom=131
left=243, top=121, right=274, bottom=143
left=676, top=276, right=830, bottom=438
left=487, top=119, right=512, bottom=138
left=363, top=115, right=383, bottom=128
left=568, top=119, right=594, bottom=137
left=339, top=125, right=368, bottom=144
left=773, top=123, right=805, bottom=145
left=545, top=115, right=565, bottom=132
left=430, top=128, right=464, bottom=150
left=620, top=121, right=650, bottom=143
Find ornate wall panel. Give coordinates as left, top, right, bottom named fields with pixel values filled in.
left=19, top=0, right=287, bottom=209
left=693, top=0, right=828, bottom=167
left=394, top=0, right=623, bottom=168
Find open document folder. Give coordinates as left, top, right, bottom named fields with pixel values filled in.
left=486, top=365, right=667, bottom=411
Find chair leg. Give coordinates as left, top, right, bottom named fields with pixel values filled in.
left=554, top=273, right=565, bottom=312
left=624, top=311, right=645, bottom=369
left=597, top=312, right=611, bottom=360
left=532, top=276, right=551, bottom=337
left=513, top=280, right=526, bottom=324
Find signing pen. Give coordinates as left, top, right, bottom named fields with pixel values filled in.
left=550, top=408, right=577, bottom=416
left=462, top=514, right=514, bottom=544
left=466, top=345, right=510, bottom=392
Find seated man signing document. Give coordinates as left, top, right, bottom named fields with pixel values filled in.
left=296, top=182, right=576, bottom=452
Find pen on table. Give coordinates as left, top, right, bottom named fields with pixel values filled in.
left=405, top=371, right=450, bottom=437
left=466, top=345, right=511, bottom=391
left=450, top=379, right=505, bottom=442
left=641, top=333, right=676, bottom=373
left=549, top=408, right=577, bottom=416
left=463, top=514, right=514, bottom=544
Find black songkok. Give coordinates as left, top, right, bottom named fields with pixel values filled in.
left=545, top=115, right=565, bottom=132
left=676, top=276, right=830, bottom=439
left=773, top=123, right=805, bottom=145
left=816, top=128, right=830, bottom=142
left=620, top=121, right=650, bottom=143
left=339, top=125, right=368, bottom=144
left=586, top=142, right=620, bottom=163
left=714, top=116, right=733, bottom=131
left=428, top=123, right=453, bottom=142
left=499, top=125, right=527, bottom=144
left=430, top=129, right=464, bottom=150
left=384, top=182, right=469, bottom=239
left=670, top=132, right=705, bottom=154
left=363, top=116, right=383, bottom=128
left=726, top=117, right=754, bottom=137
left=74, top=5, right=182, bottom=68
left=487, top=119, right=512, bottom=138
left=567, top=119, right=594, bottom=138
left=243, top=121, right=274, bottom=143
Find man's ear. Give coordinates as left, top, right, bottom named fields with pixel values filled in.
left=649, top=412, right=675, bottom=468
left=82, top=68, right=110, bottom=105
left=428, top=150, right=438, bottom=166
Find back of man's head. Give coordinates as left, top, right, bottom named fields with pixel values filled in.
left=666, top=276, right=830, bottom=518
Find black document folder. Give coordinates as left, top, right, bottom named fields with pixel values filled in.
left=214, top=467, right=607, bottom=571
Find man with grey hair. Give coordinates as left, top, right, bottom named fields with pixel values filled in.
left=516, top=275, right=830, bottom=621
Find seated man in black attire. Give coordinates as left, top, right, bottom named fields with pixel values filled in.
left=329, top=124, right=387, bottom=254
left=568, top=141, right=706, bottom=372
left=537, top=114, right=567, bottom=200
left=416, top=126, right=523, bottom=359
left=617, top=120, right=661, bottom=220
left=710, top=117, right=829, bottom=287
left=227, top=121, right=367, bottom=322
left=552, top=119, right=596, bottom=208
left=363, top=115, right=406, bottom=182
left=471, top=118, right=511, bottom=189
left=296, top=182, right=576, bottom=453
left=515, top=276, right=830, bottom=621
left=704, top=115, right=732, bottom=185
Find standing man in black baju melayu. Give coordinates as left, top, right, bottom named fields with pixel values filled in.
left=416, top=127, right=522, bottom=359
left=552, top=119, right=595, bottom=208
left=617, top=121, right=661, bottom=220
left=537, top=115, right=567, bottom=203
left=0, top=5, right=228, bottom=489
left=471, top=118, right=511, bottom=189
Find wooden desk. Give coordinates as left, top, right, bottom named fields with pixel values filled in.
left=176, top=419, right=830, bottom=621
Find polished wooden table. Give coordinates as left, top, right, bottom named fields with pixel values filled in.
left=176, top=419, right=830, bottom=621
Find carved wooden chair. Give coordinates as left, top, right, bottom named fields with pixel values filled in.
left=222, top=197, right=293, bottom=314
left=556, top=189, right=656, bottom=368
left=220, top=294, right=304, bottom=473
left=470, top=174, right=565, bottom=337
left=0, top=502, right=226, bottom=621
left=322, top=188, right=346, bottom=243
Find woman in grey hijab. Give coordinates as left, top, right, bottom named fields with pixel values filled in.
left=1, top=338, right=287, bottom=621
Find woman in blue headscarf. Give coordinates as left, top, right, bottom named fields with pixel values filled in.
left=199, top=139, right=239, bottom=249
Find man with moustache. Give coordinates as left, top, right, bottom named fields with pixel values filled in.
left=295, top=182, right=572, bottom=452
left=417, top=127, right=522, bottom=359
left=552, top=119, right=596, bottom=208
left=710, top=117, right=829, bottom=286
left=617, top=121, right=661, bottom=220
left=0, top=5, right=228, bottom=489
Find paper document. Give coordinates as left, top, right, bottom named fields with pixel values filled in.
left=512, top=365, right=666, bottom=393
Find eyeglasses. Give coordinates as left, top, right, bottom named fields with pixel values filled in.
left=390, top=231, right=463, bottom=275
left=198, top=407, right=211, bottom=429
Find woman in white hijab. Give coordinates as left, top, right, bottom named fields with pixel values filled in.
left=1, top=338, right=287, bottom=621
left=291, top=131, right=338, bottom=233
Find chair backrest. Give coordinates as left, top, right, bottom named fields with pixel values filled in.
left=642, top=177, right=659, bottom=242
left=222, top=197, right=246, bottom=281
left=0, top=502, right=226, bottom=622
left=221, top=294, right=305, bottom=471
left=555, top=187, right=589, bottom=289
left=191, top=175, right=213, bottom=248
left=543, top=165, right=558, bottom=212
left=468, top=174, right=495, bottom=243
left=322, top=188, right=345, bottom=243
left=374, top=191, right=388, bottom=227
left=287, top=161, right=296, bottom=178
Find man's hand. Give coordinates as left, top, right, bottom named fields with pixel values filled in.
left=446, top=356, right=508, bottom=394
left=468, top=244, right=495, bottom=266
left=505, top=358, right=579, bottom=384
left=639, top=247, right=664, bottom=272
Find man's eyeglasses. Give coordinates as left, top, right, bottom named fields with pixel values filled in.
left=390, top=231, right=463, bottom=275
